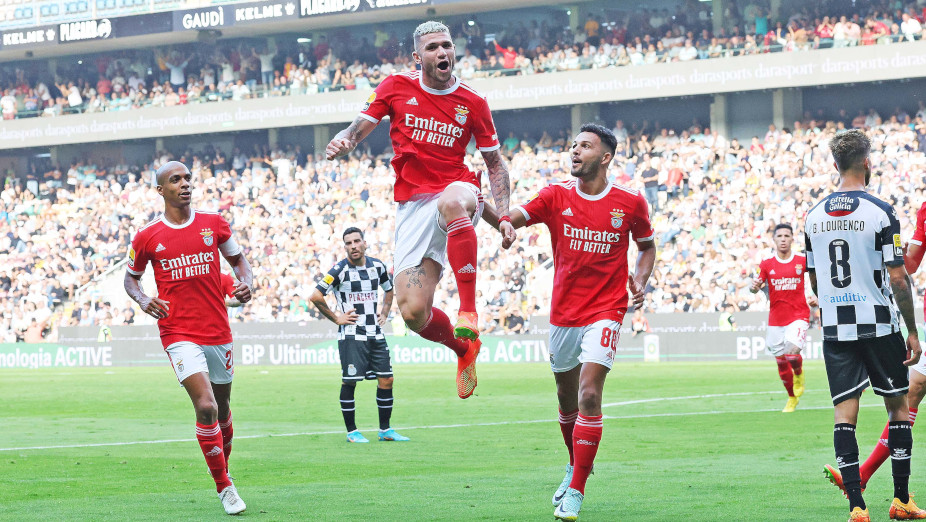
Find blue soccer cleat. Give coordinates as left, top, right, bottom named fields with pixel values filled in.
left=553, top=464, right=574, bottom=507
left=346, top=430, right=369, bottom=443
left=553, top=487, right=584, bottom=521
left=378, top=428, right=410, bottom=441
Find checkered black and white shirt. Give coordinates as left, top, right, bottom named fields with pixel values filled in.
left=804, top=190, right=903, bottom=341
left=315, top=257, right=393, bottom=341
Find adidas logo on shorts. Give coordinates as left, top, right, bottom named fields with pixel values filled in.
left=458, top=263, right=476, bottom=274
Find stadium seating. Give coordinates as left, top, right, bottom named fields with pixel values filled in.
left=3, top=110, right=926, bottom=342
left=3, top=3, right=925, bottom=118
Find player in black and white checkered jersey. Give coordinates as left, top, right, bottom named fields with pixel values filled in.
left=804, top=130, right=925, bottom=521
left=309, top=227, right=409, bottom=443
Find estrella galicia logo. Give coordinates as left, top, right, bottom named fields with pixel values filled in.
left=825, top=194, right=859, bottom=217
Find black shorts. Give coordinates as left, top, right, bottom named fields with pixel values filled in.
left=338, top=338, right=393, bottom=382
left=823, top=332, right=909, bottom=405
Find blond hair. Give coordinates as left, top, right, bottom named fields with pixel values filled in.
left=413, top=20, right=450, bottom=51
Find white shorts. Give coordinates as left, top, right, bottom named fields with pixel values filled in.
left=911, top=353, right=926, bottom=378
left=165, top=341, right=234, bottom=385
left=548, top=320, right=621, bottom=373
left=766, top=320, right=809, bottom=357
left=394, top=181, right=483, bottom=275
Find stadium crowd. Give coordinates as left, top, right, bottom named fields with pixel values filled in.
left=4, top=101, right=926, bottom=341
left=3, top=0, right=926, bottom=119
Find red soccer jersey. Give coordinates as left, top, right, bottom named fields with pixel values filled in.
left=126, top=210, right=240, bottom=349
left=757, top=253, right=811, bottom=326
left=220, top=272, right=237, bottom=298
left=359, top=71, right=500, bottom=202
left=518, top=180, right=655, bottom=327
left=909, top=202, right=926, bottom=249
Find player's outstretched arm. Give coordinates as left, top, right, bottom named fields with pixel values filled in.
left=326, top=117, right=378, bottom=160
left=481, top=149, right=517, bottom=249
left=124, top=272, right=170, bottom=319
left=481, top=201, right=527, bottom=231
left=887, top=264, right=922, bottom=366
left=224, top=252, right=254, bottom=303
left=628, top=239, right=657, bottom=307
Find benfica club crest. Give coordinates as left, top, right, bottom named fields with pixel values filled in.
left=201, top=229, right=214, bottom=246
left=610, top=210, right=625, bottom=229
left=795, top=264, right=803, bottom=275
left=454, top=105, right=469, bottom=125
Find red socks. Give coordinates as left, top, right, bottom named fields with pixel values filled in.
left=569, top=414, right=603, bottom=495
left=785, top=353, right=803, bottom=375
left=415, top=308, right=469, bottom=357
left=219, top=412, right=234, bottom=471
left=775, top=356, right=795, bottom=396
left=559, top=409, right=579, bottom=466
left=861, top=407, right=917, bottom=486
left=446, top=217, right=477, bottom=314
left=196, top=421, right=232, bottom=492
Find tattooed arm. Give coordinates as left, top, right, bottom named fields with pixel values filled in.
left=480, top=148, right=517, bottom=249
left=326, top=117, right=378, bottom=160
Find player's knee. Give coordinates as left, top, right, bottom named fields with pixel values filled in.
left=378, top=377, right=394, bottom=388
left=194, top=399, right=219, bottom=423
left=578, top=389, right=602, bottom=413
left=401, top=306, right=428, bottom=331
left=437, top=196, right=469, bottom=219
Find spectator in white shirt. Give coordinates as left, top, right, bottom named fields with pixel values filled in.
left=901, top=13, right=922, bottom=41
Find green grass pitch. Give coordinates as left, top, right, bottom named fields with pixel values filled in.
left=0, top=361, right=921, bottom=520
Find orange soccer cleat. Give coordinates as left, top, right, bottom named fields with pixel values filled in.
left=454, top=311, right=479, bottom=340
left=456, top=338, right=482, bottom=399
left=849, top=507, right=871, bottom=522
left=890, top=497, right=926, bottom=520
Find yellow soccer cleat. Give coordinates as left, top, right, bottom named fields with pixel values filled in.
left=849, top=507, right=871, bottom=522
left=793, top=372, right=805, bottom=397
left=454, top=311, right=479, bottom=340
left=456, top=338, right=481, bottom=399
left=890, top=497, right=926, bottom=519
left=782, top=396, right=799, bottom=413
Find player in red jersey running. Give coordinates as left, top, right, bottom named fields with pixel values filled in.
left=823, top=202, right=926, bottom=518
left=750, top=223, right=815, bottom=413
left=124, top=161, right=253, bottom=515
left=484, top=124, right=656, bottom=520
left=325, top=21, right=516, bottom=399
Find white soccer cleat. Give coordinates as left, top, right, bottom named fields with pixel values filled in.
left=553, top=487, right=583, bottom=521
left=552, top=464, right=574, bottom=507
left=218, top=484, right=246, bottom=515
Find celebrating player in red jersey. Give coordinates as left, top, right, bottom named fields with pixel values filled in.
left=326, top=21, right=516, bottom=399
left=124, top=161, right=253, bottom=515
left=825, top=202, right=926, bottom=508
left=750, top=223, right=814, bottom=413
left=485, top=124, right=656, bottom=520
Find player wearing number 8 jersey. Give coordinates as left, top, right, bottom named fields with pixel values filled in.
left=124, top=161, right=254, bottom=516
left=484, top=124, right=656, bottom=520
left=804, top=130, right=925, bottom=522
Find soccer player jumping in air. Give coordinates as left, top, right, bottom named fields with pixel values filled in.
left=326, top=21, right=516, bottom=399
left=125, top=161, right=253, bottom=515
left=484, top=124, right=656, bottom=520
left=750, top=223, right=815, bottom=413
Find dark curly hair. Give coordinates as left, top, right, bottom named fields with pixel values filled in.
left=829, top=129, right=871, bottom=173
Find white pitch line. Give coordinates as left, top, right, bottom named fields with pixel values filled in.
left=0, top=390, right=861, bottom=453
left=601, top=389, right=794, bottom=407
